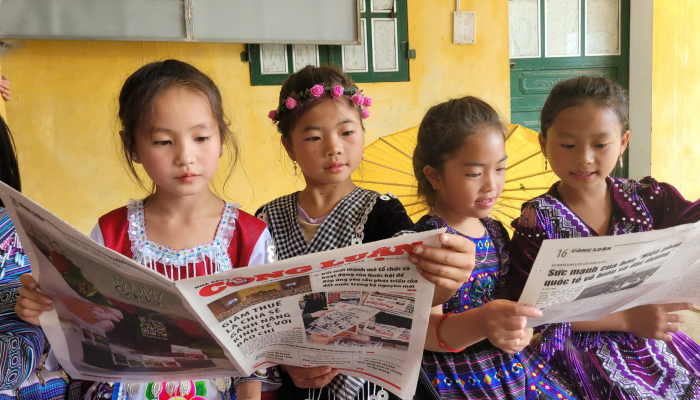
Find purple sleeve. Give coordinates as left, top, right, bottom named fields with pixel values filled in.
left=498, top=208, right=546, bottom=301
left=504, top=205, right=640, bottom=359
left=534, top=323, right=638, bottom=360
left=639, top=176, right=700, bottom=229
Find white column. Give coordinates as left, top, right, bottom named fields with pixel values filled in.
left=628, top=0, right=654, bottom=179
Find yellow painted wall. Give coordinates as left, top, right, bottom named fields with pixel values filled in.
left=2, top=0, right=509, bottom=234
left=651, top=0, right=700, bottom=199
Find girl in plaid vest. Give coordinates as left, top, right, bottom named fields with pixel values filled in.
left=257, top=65, right=477, bottom=400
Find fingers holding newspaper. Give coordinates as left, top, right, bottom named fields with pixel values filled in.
left=619, top=302, right=693, bottom=342
left=571, top=302, right=694, bottom=342
left=16, top=273, right=54, bottom=326
left=410, top=233, right=476, bottom=306
left=16, top=273, right=124, bottom=332
left=424, top=300, right=542, bottom=354
left=480, top=300, right=542, bottom=354
left=282, top=365, right=340, bottom=389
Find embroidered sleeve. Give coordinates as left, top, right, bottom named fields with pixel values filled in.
left=535, top=323, right=639, bottom=360
left=233, top=367, right=282, bottom=391
left=638, top=176, right=700, bottom=229
left=0, top=221, right=44, bottom=390
left=504, top=205, right=641, bottom=356
left=0, top=312, right=45, bottom=390
left=498, top=205, right=546, bottom=301
left=362, top=194, right=415, bottom=243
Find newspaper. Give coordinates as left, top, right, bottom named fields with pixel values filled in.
left=518, top=220, right=700, bottom=328
left=0, top=183, right=440, bottom=400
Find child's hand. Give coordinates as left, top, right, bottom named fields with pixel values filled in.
left=282, top=365, right=339, bottom=388
left=0, top=76, right=10, bottom=101
left=479, top=300, right=541, bottom=354
left=89, top=307, right=124, bottom=332
left=620, top=303, right=693, bottom=341
left=410, top=234, right=476, bottom=306
left=235, top=381, right=262, bottom=400
left=15, top=273, right=54, bottom=326
left=309, top=334, right=333, bottom=345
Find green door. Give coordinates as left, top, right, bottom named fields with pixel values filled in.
left=509, top=0, right=630, bottom=174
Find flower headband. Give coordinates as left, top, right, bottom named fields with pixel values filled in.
left=268, top=84, right=372, bottom=122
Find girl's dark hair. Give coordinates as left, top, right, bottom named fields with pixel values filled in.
left=118, top=59, right=238, bottom=192
left=275, top=65, right=363, bottom=142
left=0, top=115, right=20, bottom=207
left=413, top=96, right=505, bottom=207
left=540, top=75, right=629, bottom=139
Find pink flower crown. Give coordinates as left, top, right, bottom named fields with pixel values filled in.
left=268, top=84, right=372, bottom=122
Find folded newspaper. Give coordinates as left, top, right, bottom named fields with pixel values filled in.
left=518, top=219, right=700, bottom=328
left=0, top=183, right=441, bottom=400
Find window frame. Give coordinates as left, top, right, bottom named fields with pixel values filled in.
left=248, top=0, right=409, bottom=86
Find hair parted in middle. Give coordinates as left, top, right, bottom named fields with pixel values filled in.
left=540, top=75, right=629, bottom=139
left=117, top=59, right=238, bottom=193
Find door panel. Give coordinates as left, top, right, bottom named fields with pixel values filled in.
left=509, top=0, right=629, bottom=176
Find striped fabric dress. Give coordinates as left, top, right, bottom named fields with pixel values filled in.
left=0, top=206, right=78, bottom=399
left=416, top=215, right=580, bottom=400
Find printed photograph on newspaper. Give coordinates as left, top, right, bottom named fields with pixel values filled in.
left=0, top=185, right=240, bottom=382
left=176, top=231, right=442, bottom=400
left=0, top=182, right=443, bottom=399
left=518, top=220, right=700, bottom=328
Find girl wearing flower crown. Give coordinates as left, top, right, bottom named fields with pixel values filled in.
left=15, top=60, right=280, bottom=400
left=257, top=65, right=477, bottom=400
left=413, top=96, right=580, bottom=400
left=507, top=76, right=700, bottom=400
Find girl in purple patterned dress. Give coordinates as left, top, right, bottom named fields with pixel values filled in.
left=414, top=96, right=581, bottom=400
left=507, top=76, right=700, bottom=400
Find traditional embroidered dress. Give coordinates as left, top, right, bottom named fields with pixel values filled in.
left=256, top=188, right=414, bottom=400
left=416, top=215, right=580, bottom=400
left=508, top=177, right=700, bottom=400
left=87, top=200, right=281, bottom=400
left=0, top=207, right=82, bottom=400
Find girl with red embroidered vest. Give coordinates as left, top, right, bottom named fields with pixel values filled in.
left=507, top=76, right=700, bottom=400
left=412, top=96, right=580, bottom=400
left=257, top=65, right=478, bottom=400
left=15, top=60, right=279, bottom=400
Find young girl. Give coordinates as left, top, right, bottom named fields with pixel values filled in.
left=15, top=60, right=280, bottom=400
left=257, top=65, right=477, bottom=400
left=509, top=76, right=700, bottom=400
left=412, top=96, right=581, bottom=400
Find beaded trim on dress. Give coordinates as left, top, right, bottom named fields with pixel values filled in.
left=126, top=200, right=239, bottom=279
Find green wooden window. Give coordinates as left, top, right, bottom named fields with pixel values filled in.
left=248, top=0, right=409, bottom=85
